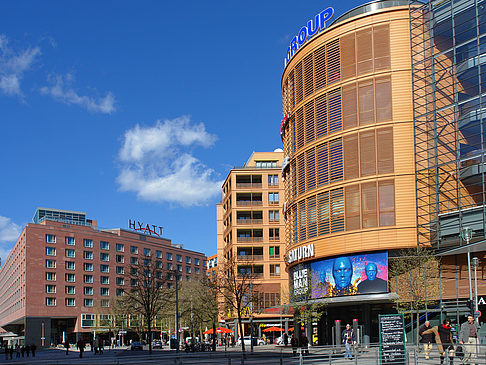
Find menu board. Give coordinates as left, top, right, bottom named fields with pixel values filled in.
left=379, top=314, right=407, bottom=365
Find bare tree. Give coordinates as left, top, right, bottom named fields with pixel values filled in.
left=120, top=256, right=173, bottom=354
left=215, top=254, right=258, bottom=355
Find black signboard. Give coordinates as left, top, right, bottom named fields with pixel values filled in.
left=379, top=314, right=407, bottom=365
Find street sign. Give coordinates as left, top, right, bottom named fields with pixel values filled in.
left=475, top=310, right=481, bottom=319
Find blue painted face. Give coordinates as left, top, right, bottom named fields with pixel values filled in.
left=332, top=257, right=353, bottom=290
left=365, top=263, right=377, bottom=281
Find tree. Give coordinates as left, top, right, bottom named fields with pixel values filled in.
left=121, top=256, right=173, bottom=354
left=389, top=247, right=441, bottom=344
left=215, top=254, right=258, bottom=355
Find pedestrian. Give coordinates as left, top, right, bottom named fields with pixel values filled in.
left=342, top=324, right=355, bottom=360
left=99, top=338, right=103, bottom=354
left=20, top=345, right=25, bottom=357
left=300, top=333, right=309, bottom=356
left=422, top=318, right=455, bottom=365
left=25, top=344, right=30, bottom=357
left=291, top=334, right=298, bottom=356
left=65, top=340, right=69, bottom=355
left=3, top=343, right=7, bottom=360
left=459, top=314, right=480, bottom=365
left=15, top=344, right=20, bottom=358
left=419, top=320, right=435, bottom=360
left=9, top=345, right=13, bottom=360
left=31, top=344, right=36, bottom=357
left=93, top=337, right=99, bottom=355
left=76, top=339, right=85, bottom=358
left=283, top=332, right=289, bottom=346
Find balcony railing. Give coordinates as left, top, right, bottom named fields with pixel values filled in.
left=236, top=219, right=263, bottom=225
left=237, top=255, right=264, bottom=261
left=270, top=272, right=280, bottom=277
left=269, top=255, right=280, bottom=259
left=236, top=237, right=264, bottom=243
left=269, top=237, right=280, bottom=241
left=236, top=200, right=263, bottom=206
left=236, top=183, right=262, bottom=188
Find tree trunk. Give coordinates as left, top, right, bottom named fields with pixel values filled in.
left=237, top=306, right=246, bottom=356
left=148, top=317, right=152, bottom=355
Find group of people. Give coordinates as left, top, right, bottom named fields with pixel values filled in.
left=3, top=343, right=36, bottom=359
left=290, top=333, right=309, bottom=356
left=420, top=314, right=480, bottom=365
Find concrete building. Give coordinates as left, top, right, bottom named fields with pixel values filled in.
left=0, top=208, right=207, bottom=347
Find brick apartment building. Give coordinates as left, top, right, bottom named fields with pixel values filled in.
left=0, top=208, right=207, bottom=347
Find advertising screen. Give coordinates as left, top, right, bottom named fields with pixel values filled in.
left=290, top=251, right=388, bottom=301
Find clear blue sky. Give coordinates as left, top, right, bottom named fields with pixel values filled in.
left=0, top=0, right=359, bottom=259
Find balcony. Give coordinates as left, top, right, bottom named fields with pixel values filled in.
left=236, top=200, right=263, bottom=207
left=236, top=183, right=262, bottom=188
left=237, top=218, right=263, bottom=225
left=237, top=255, right=264, bottom=261
left=237, top=237, right=263, bottom=243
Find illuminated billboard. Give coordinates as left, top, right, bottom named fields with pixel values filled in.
left=290, top=251, right=388, bottom=301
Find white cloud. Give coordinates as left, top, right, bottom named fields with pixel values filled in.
left=40, top=73, right=116, bottom=114
left=0, top=216, right=21, bottom=242
left=117, top=117, right=223, bottom=206
left=0, top=34, right=40, bottom=96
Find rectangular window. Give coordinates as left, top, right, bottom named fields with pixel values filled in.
left=131, top=279, right=138, bottom=287
left=186, top=266, right=191, bottom=273
left=329, top=138, right=343, bottom=182
left=45, top=234, right=56, bottom=243
left=100, top=252, right=109, bottom=261
left=330, top=188, right=345, bottom=232
left=177, top=264, right=182, bottom=272
left=176, top=255, right=182, bottom=262
left=116, top=288, right=125, bottom=296
left=156, top=250, right=162, bottom=259
left=130, top=257, right=138, bottom=265
left=83, top=275, right=93, bottom=283
left=100, top=264, right=109, bottom=273
left=195, top=267, right=200, bottom=274
left=269, top=210, right=280, bottom=222
left=45, top=259, right=56, bottom=268
left=116, top=255, right=124, bottom=263
left=83, top=239, right=93, bottom=248
left=268, top=174, right=279, bottom=186
left=358, top=80, right=374, bottom=125
left=306, top=149, right=316, bottom=191
left=100, top=241, right=109, bottom=250
left=100, top=276, right=109, bottom=285
left=360, top=131, right=376, bottom=176
left=116, top=277, right=125, bottom=286
left=65, top=273, right=75, bottom=282
left=344, top=133, right=359, bottom=180
left=83, top=263, right=93, bottom=272
left=375, top=77, right=392, bottom=122
left=167, top=252, right=173, bottom=260
left=269, top=246, right=280, bottom=258
left=185, top=256, right=191, bottom=264
left=65, top=298, right=75, bottom=307
left=342, top=84, right=357, bottom=130
left=65, top=261, right=75, bottom=270
left=194, top=258, right=200, bottom=266
left=84, top=286, right=93, bottom=295
left=101, top=299, right=110, bottom=308
left=373, top=25, right=390, bottom=71
left=341, top=32, right=356, bottom=79
left=65, top=285, right=75, bottom=294
left=116, top=243, right=124, bottom=252
left=130, top=246, right=138, bottom=254
left=83, top=251, right=93, bottom=260
left=156, top=261, right=162, bottom=269
left=269, top=228, right=280, bottom=240
left=361, top=182, right=378, bottom=228
left=345, top=184, right=361, bottom=231
left=379, top=180, right=395, bottom=226
left=46, top=272, right=56, bottom=281
left=83, top=299, right=93, bottom=308
left=317, top=142, right=329, bottom=186
left=45, top=284, right=56, bottom=293
left=116, top=266, right=124, bottom=274
left=81, top=314, right=95, bottom=326
left=270, top=264, right=281, bottom=276
left=65, top=236, right=75, bottom=245
left=45, top=247, right=56, bottom=256
left=356, top=28, right=373, bottom=75
left=377, top=127, right=394, bottom=174
left=167, top=263, right=173, bottom=270
left=65, top=249, right=75, bottom=258
left=45, top=297, right=56, bottom=306
left=101, top=287, right=110, bottom=296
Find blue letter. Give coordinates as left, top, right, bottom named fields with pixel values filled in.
left=298, top=26, right=308, bottom=46
left=307, top=15, right=320, bottom=37
left=319, top=7, right=334, bottom=29
left=290, top=36, right=298, bottom=57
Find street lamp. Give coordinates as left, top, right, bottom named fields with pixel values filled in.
left=472, top=257, right=480, bottom=315
left=250, top=282, right=254, bottom=353
left=174, top=271, right=180, bottom=353
left=461, top=227, right=474, bottom=309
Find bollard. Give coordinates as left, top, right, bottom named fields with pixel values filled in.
left=299, top=350, right=304, bottom=365
left=354, top=347, right=358, bottom=365
left=328, top=350, right=332, bottom=364
left=280, top=351, right=283, bottom=365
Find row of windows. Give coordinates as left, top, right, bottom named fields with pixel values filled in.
left=283, top=24, right=390, bottom=112
left=46, top=297, right=111, bottom=307
left=289, top=180, right=395, bottom=244
left=286, top=76, right=393, bottom=155
left=45, top=284, right=111, bottom=295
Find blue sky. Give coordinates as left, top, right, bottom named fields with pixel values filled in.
left=0, top=0, right=359, bottom=259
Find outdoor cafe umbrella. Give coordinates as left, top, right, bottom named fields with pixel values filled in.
left=203, top=327, right=232, bottom=335
left=262, top=326, right=283, bottom=332
left=288, top=327, right=305, bottom=331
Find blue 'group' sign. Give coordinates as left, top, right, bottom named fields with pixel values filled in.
left=284, top=7, right=334, bottom=68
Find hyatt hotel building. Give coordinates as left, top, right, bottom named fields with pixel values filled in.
left=281, top=0, right=486, bottom=345
left=0, top=208, right=206, bottom=347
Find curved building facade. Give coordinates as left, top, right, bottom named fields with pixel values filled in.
left=280, top=1, right=418, bottom=344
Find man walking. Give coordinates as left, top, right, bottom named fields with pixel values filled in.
left=419, top=320, right=434, bottom=360
left=459, top=314, right=480, bottom=365
left=341, top=324, right=356, bottom=360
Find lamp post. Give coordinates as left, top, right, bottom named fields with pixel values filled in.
left=175, top=271, right=180, bottom=353
left=472, top=257, right=480, bottom=315
left=461, top=227, right=474, bottom=309
left=250, top=282, right=254, bottom=353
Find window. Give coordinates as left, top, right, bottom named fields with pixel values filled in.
left=100, top=287, right=110, bottom=296
left=116, top=255, right=124, bottom=263
left=186, top=276, right=191, bottom=281
left=195, top=267, right=200, bottom=274
left=379, top=180, right=395, bottom=226
left=45, top=297, right=56, bottom=306
left=65, top=261, right=75, bottom=270
left=155, top=261, right=162, bottom=269
left=269, top=228, right=280, bottom=240
left=84, top=287, right=93, bottom=295
left=116, top=243, right=124, bottom=252
left=185, top=256, right=191, bottom=264
left=82, top=313, right=95, bottom=326
left=116, top=277, right=125, bottom=286
left=100, top=241, right=109, bottom=250
left=270, top=264, right=281, bottom=276
left=83, top=239, right=93, bottom=248
left=100, top=276, right=109, bottom=285
left=194, top=258, right=200, bottom=266
left=116, top=266, right=124, bottom=274
left=268, top=174, right=279, bottom=186
left=156, top=250, right=162, bottom=258
left=65, top=249, right=75, bottom=258
left=45, top=259, right=56, bottom=268
left=65, top=273, right=75, bottom=282
left=45, top=247, right=56, bottom=256
left=167, top=253, right=173, bottom=260
left=65, top=286, right=75, bottom=294
left=176, top=255, right=182, bottom=262
left=101, top=299, right=110, bottom=308
left=65, top=298, right=75, bottom=306
left=45, top=284, right=56, bottom=293
left=83, top=299, right=93, bottom=308
left=177, top=264, right=182, bottom=272
left=268, top=192, right=279, bottom=204
left=83, top=251, right=93, bottom=260
left=203, top=260, right=207, bottom=267
left=362, top=182, right=378, bottom=228
left=100, top=252, right=109, bottom=261
left=167, top=263, right=173, bottom=270
left=131, top=279, right=138, bottom=287
left=116, top=288, right=124, bottom=296
left=186, top=266, right=191, bottom=274
left=83, top=275, right=93, bottom=284
left=269, top=210, right=279, bottom=222
left=144, top=248, right=151, bottom=257
left=65, top=236, right=75, bottom=245
left=45, top=234, right=56, bottom=243
left=130, top=257, right=138, bottom=265
left=255, top=160, right=277, bottom=168
left=130, top=246, right=138, bottom=254
left=100, top=264, right=109, bottom=273
left=269, top=246, right=280, bottom=258
left=83, top=263, right=93, bottom=272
